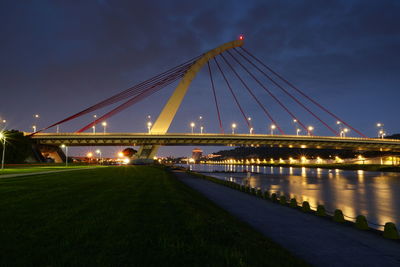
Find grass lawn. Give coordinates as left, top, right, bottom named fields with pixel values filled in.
left=0, top=166, right=307, bottom=266
left=0, top=165, right=101, bottom=176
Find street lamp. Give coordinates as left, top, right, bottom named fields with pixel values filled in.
left=340, top=128, right=349, bottom=137
left=102, top=121, right=107, bottom=133
left=200, top=126, right=204, bottom=134
left=147, top=121, right=152, bottom=134
left=60, top=144, right=68, bottom=167
left=249, top=127, right=254, bottom=134
left=32, top=125, right=37, bottom=132
left=296, top=128, right=301, bottom=136
left=270, top=124, right=276, bottom=135
left=231, top=123, right=237, bottom=134
left=376, top=123, right=385, bottom=138
left=190, top=122, right=195, bottom=134
left=307, top=126, right=314, bottom=136
left=96, top=149, right=102, bottom=164
left=87, top=152, right=93, bottom=164
left=92, top=125, right=96, bottom=134
left=0, top=132, right=6, bottom=170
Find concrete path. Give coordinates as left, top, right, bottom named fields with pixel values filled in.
left=0, top=167, right=100, bottom=179
left=175, top=171, right=400, bottom=267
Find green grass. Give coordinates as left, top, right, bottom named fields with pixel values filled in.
left=0, top=166, right=307, bottom=266
left=0, top=165, right=101, bottom=175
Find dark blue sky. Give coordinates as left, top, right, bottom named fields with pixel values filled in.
left=1, top=0, right=399, bottom=157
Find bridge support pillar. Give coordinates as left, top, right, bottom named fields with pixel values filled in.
left=137, top=39, right=244, bottom=159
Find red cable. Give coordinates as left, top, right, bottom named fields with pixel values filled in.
left=207, top=61, right=224, bottom=133
left=240, top=47, right=366, bottom=138
left=77, top=72, right=184, bottom=133
left=234, top=48, right=337, bottom=136
left=213, top=58, right=251, bottom=130
left=221, top=53, right=288, bottom=135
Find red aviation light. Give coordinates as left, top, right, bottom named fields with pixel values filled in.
left=239, top=34, right=244, bottom=40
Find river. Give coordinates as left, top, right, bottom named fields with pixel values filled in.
left=180, top=164, right=400, bottom=230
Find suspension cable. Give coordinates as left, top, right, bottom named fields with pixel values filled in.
left=207, top=61, right=224, bottom=133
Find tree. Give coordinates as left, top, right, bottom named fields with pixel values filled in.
left=0, top=130, right=33, bottom=164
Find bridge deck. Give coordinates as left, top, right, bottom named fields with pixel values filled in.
left=28, top=133, right=400, bottom=151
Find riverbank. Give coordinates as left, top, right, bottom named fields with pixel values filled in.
left=205, top=162, right=400, bottom=172
left=177, top=170, right=400, bottom=266
left=0, top=165, right=306, bottom=266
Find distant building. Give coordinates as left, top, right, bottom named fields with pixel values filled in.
left=192, top=148, right=203, bottom=161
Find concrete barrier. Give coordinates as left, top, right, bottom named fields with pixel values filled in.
left=333, top=209, right=345, bottom=223
left=383, top=222, right=399, bottom=239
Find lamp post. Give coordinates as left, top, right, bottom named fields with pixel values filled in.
left=296, top=128, right=301, bottom=136
left=32, top=125, right=36, bottom=132
left=96, top=149, right=102, bottom=165
left=60, top=144, right=68, bottom=167
left=249, top=127, right=253, bottom=134
left=102, top=121, right=107, bottom=134
left=377, top=123, right=385, bottom=138
left=190, top=122, right=195, bottom=134
left=87, top=152, right=93, bottom=164
left=231, top=123, right=237, bottom=134
left=56, top=125, right=60, bottom=133
left=0, top=132, right=6, bottom=170
left=307, top=126, right=314, bottom=136
left=270, top=124, right=276, bottom=135
left=92, top=115, right=97, bottom=133
left=147, top=121, right=152, bottom=134
left=340, top=128, right=349, bottom=138
left=92, top=126, right=96, bottom=134
left=200, top=126, right=204, bottom=134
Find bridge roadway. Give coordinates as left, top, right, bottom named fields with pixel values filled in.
left=29, top=133, right=400, bottom=151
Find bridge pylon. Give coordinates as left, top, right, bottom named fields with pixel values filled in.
left=137, top=39, right=244, bottom=160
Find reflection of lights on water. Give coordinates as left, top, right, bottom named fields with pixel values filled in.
left=301, top=167, right=306, bottom=177
left=289, top=167, right=293, bottom=175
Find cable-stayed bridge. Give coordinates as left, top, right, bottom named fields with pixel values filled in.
left=28, top=37, right=400, bottom=160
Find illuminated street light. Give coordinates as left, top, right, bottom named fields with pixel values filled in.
left=307, top=126, right=314, bottom=136
left=270, top=124, right=276, bottom=135
left=340, top=128, right=349, bottom=138
left=231, top=123, right=237, bottom=134
left=200, top=126, right=204, bottom=134
left=60, top=144, right=68, bottom=167
left=102, top=121, right=107, bottom=133
left=0, top=132, right=6, bottom=170
left=92, top=125, right=96, bottom=134
left=249, top=127, right=254, bottom=134
left=87, top=152, right=93, bottom=164
left=118, top=152, right=124, bottom=158
left=376, top=123, right=385, bottom=138
left=296, top=128, right=301, bottom=136
left=96, top=149, right=102, bottom=164
left=147, top=121, right=152, bottom=134
left=32, top=125, right=36, bottom=132
left=190, top=122, right=195, bottom=134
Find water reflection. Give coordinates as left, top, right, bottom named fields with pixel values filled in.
left=184, top=164, right=400, bottom=230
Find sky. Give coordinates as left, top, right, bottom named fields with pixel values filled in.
left=0, top=0, right=399, bottom=157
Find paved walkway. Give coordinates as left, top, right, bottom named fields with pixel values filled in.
left=175, top=171, right=400, bottom=267
left=0, top=167, right=100, bottom=179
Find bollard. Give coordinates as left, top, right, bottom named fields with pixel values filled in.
left=302, top=201, right=311, bottom=212
left=263, top=190, right=270, bottom=199
left=250, top=188, right=256, bottom=195
left=355, top=215, right=369, bottom=230
left=316, top=205, right=326, bottom=217
left=383, top=222, right=399, bottom=239
left=271, top=193, right=278, bottom=202
left=256, top=189, right=262, bottom=197
left=333, top=209, right=345, bottom=223
left=279, top=195, right=287, bottom=205
left=290, top=198, right=298, bottom=208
